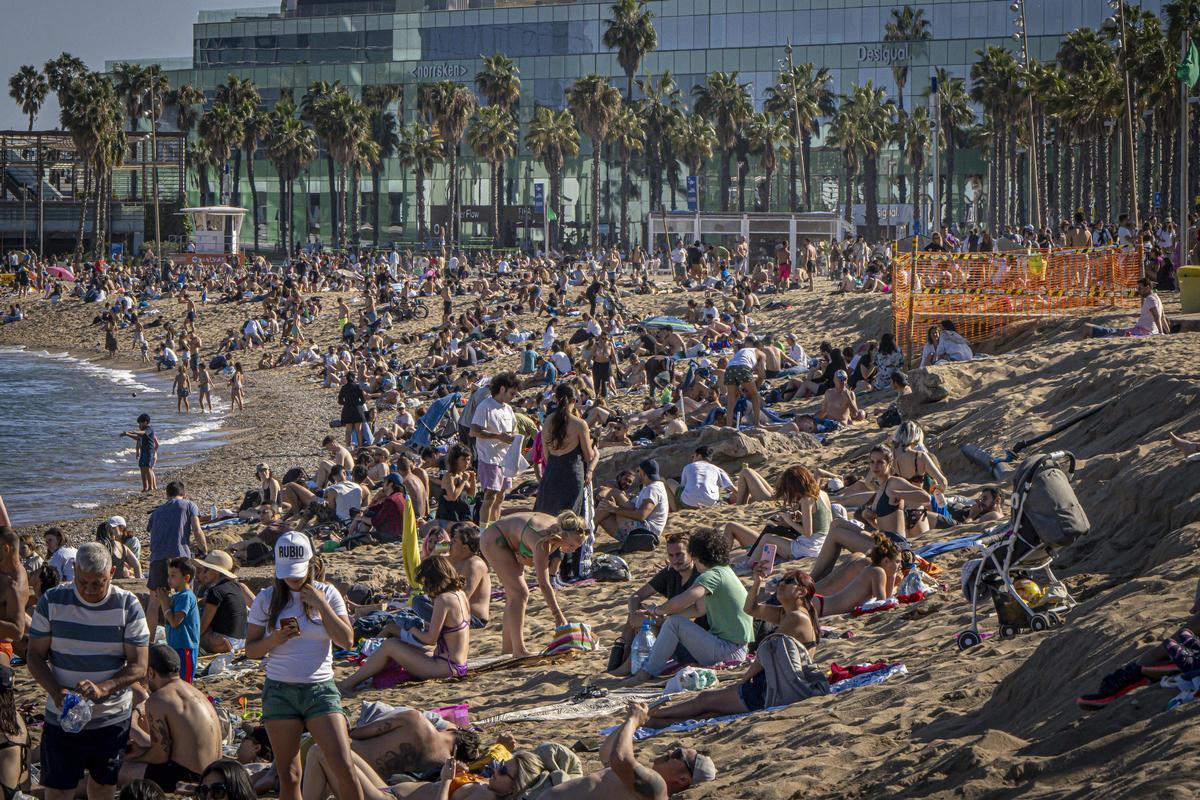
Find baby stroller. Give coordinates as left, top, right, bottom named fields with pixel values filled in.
left=956, top=451, right=1089, bottom=650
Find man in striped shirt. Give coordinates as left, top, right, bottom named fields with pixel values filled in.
left=27, top=542, right=150, bottom=800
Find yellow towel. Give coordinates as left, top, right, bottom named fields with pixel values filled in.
left=402, top=497, right=421, bottom=590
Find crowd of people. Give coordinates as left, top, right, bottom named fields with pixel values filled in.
left=0, top=213, right=1184, bottom=799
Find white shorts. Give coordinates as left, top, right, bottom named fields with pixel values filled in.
left=789, top=535, right=826, bottom=560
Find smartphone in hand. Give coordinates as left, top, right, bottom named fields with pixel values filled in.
left=758, top=543, right=778, bottom=576
left=281, top=616, right=300, bottom=634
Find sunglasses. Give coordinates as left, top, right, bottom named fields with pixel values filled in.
left=195, top=783, right=228, bottom=800
left=671, top=747, right=696, bottom=775
left=778, top=575, right=800, bottom=586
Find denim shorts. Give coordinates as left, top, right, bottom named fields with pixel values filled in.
left=261, top=678, right=345, bottom=721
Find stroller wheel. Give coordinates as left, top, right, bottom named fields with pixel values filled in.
left=1048, top=611, right=1062, bottom=627
left=1030, top=614, right=1050, bottom=632
left=1000, top=625, right=1019, bottom=639
left=957, top=631, right=982, bottom=650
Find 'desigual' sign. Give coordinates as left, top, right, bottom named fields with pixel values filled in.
left=858, top=45, right=909, bottom=64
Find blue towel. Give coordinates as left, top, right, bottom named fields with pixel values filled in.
left=914, top=535, right=984, bottom=559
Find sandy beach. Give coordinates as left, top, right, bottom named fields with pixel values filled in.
left=2, top=278, right=1199, bottom=800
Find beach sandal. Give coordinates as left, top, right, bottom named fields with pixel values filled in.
left=1076, top=662, right=1150, bottom=711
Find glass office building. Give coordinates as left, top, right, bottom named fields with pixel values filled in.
left=124, top=0, right=1153, bottom=248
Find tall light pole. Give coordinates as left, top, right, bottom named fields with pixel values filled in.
left=1112, top=0, right=1139, bottom=233
left=1012, top=0, right=1040, bottom=230
left=782, top=41, right=806, bottom=212
left=149, top=87, right=162, bottom=265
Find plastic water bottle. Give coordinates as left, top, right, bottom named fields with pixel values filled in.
left=59, top=692, right=93, bottom=733
left=630, top=620, right=657, bottom=676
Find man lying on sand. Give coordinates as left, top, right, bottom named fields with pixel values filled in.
left=539, top=702, right=716, bottom=799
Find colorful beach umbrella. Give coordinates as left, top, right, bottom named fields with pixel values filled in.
left=639, top=315, right=696, bottom=333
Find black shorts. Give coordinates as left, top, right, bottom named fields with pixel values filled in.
left=738, top=671, right=767, bottom=712
left=147, top=559, right=170, bottom=590
left=41, top=720, right=131, bottom=789
left=144, top=759, right=202, bottom=793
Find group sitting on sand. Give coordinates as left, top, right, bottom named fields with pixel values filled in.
left=1, top=226, right=1184, bottom=800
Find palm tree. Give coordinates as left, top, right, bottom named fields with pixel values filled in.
left=897, top=107, right=931, bottom=225
left=467, top=105, right=518, bottom=246
left=670, top=112, right=717, bottom=211
left=315, top=89, right=370, bottom=246
left=884, top=5, right=931, bottom=111
left=764, top=63, right=833, bottom=211
left=111, top=62, right=147, bottom=133
left=267, top=96, right=317, bottom=259
left=637, top=71, right=683, bottom=213
left=693, top=71, right=752, bottom=212
left=845, top=83, right=893, bottom=240
left=475, top=55, right=521, bottom=230
left=168, top=84, right=205, bottom=200
left=745, top=111, right=790, bottom=212
left=59, top=72, right=122, bottom=261
left=239, top=110, right=271, bottom=252
left=397, top=121, right=444, bottom=243
left=215, top=75, right=261, bottom=208
left=929, top=68, right=972, bottom=226
left=566, top=74, right=622, bottom=247
left=610, top=103, right=644, bottom=247
left=826, top=102, right=863, bottom=227
left=350, top=136, right=380, bottom=247
left=42, top=52, right=86, bottom=105
left=198, top=102, right=244, bottom=205
left=363, top=85, right=402, bottom=247
left=603, top=0, right=658, bottom=100
left=191, top=138, right=216, bottom=206
left=426, top=81, right=478, bottom=244
left=972, top=46, right=1021, bottom=229
left=8, top=66, right=48, bottom=130
left=301, top=80, right=343, bottom=242
left=525, top=106, right=580, bottom=249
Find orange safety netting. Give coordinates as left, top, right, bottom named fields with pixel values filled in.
left=892, top=244, right=1144, bottom=366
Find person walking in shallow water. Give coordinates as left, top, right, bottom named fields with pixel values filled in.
left=122, top=413, right=158, bottom=492
left=172, top=365, right=192, bottom=414
left=229, top=362, right=246, bottom=411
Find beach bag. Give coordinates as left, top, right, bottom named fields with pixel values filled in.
left=541, top=622, right=598, bottom=656
left=591, top=554, right=630, bottom=582
left=619, top=529, right=660, bottom=554
left=1013, top=453, right=1089, bottom=548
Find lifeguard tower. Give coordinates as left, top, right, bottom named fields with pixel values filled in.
left=179, top=206, right=247, bottom=266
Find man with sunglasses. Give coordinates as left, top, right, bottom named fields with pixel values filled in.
left=540, top=702, right=716, bottom=799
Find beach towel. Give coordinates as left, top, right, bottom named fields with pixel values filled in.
left=603, top=663, right=907, bottom=740
left=476, top=690, right=662, bottom=726
left=401, top=494, right=420, bottom=591
left=517, top=743, right=584, bottom=800
left=914, top=534, right=984, bottom=559
left=541, top=622, right=598, bottom=656
left=851, top=597, right=899, bottom=617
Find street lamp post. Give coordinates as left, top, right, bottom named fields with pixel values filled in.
left=1113, top=0, right=1139, bottom=234
left=1012, top=0, right=1040, bottom=230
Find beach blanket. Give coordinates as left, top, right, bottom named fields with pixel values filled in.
left=915, top=534, right=984, bottom=559
left=476, top=690, right=663, bottom=726
left=201, top=517, right=244, bottom=530
left=602, top=663, right=907, bottom=741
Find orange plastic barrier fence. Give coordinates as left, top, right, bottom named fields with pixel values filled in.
left=892, top=244, right=1143, bottom=366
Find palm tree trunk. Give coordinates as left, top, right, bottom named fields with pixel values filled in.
left=351, top=164, right=361, bottom=248
left=491, top=161, right=501, bottom=246
left=232, top=149, right=242, bottom=206
left=75, top=166, right=89, bottom=262
left=945, top=135, right=957, bottom=226
left=996, top=133, right=1007, bottom=230
left=417, top=167, right=427, bottom=242
left=763, top=165, right=773, bottom=212
left=550, top=167, right=561, bottom=249
left=802, top=132, right=814, bottom=210
left=1082, top=138, right=1093, bottom=220
left=1016, top=151, right=1027, bottom=226
left=1141, top=115, right=1154, bottom=222
left=247, top=148, right=260, bottom=253
left=591, top=146, right=602, bottom=248
left=1007, top=128, right=1018, bottom=227
left=1036, top=110, right=1048, bottom=227
left=736, top=156, right=747, bottom=213
left=620, top=157, right=630, bottom=248
left=279, top=172, right=289, bottom=258
left=1161, top=120, right=1175, bottom=218
left=720, top=151, right=731, bottom=212
left=372, top=165, right=382, bottom=247
left=325, top=153, right=338, bottom=245
left=339, top=165, right=348, bottom=246
left=648, top=144, right=661, bottom=213
left=986, top=141, right=996, bottom=232
left=448, top=150, right=459, bottom=245
left=843, top=158, right=853, bottom=226
left=865, top=154, right=879, bottom=241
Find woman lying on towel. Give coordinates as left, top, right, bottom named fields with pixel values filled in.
left=645, top=566, right=821, bottom=728
left=337, top=556, right=471, bottom=693
left=810, top=445, right=929, bottom=583
left=812, top=534, right=901, bottom=616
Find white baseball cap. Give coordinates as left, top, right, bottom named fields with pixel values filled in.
left=106, top=516, right=127, bottom=529
left=274, top=531, right=313, bottom=579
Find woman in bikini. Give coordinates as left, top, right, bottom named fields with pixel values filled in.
left=890, top=421, right=948, bottom=538
left=0, top=664, right=28, bottom=800
left=479, top=511, right=587, bottom=658
left=813, top=534, right=901, bottom=616
left=809, top=445, right=929, bottom=583
left=336, top=556, right=471, bottom=693
left=643, top=566, right=821, bottom=727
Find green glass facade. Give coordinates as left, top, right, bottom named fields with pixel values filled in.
left=121, top=0, right=1142, bottom=248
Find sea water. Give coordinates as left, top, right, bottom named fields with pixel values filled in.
left=0, top=346, right=227, bottom=525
